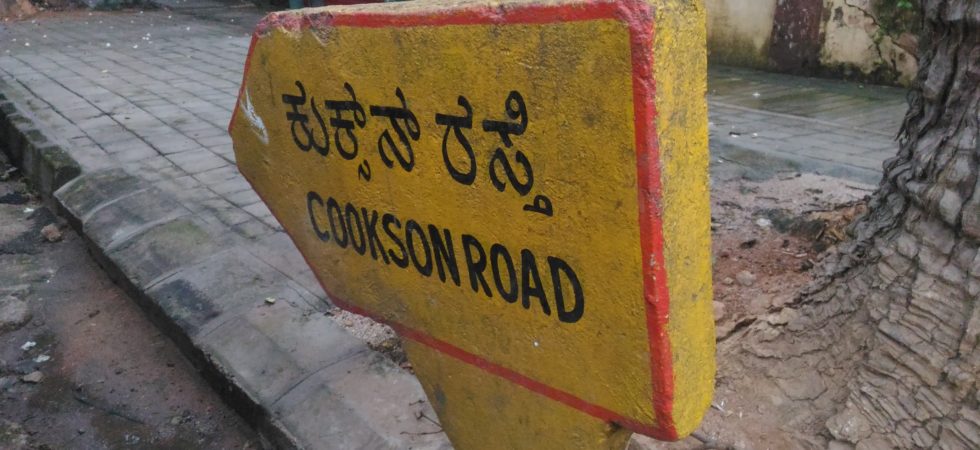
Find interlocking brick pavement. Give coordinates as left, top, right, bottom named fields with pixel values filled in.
left=0, top=6, right=269, bottom=240
left=708, top=65, right=907, bottom=183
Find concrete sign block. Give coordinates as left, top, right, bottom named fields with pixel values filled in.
left=230, top=0, right=714, bottom=447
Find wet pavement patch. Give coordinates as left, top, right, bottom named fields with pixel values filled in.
left=0, top=191, right=29, bottom=205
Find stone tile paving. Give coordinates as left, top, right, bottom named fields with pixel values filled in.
left=0, top=7, right=268, bottom=244
left=709, top=65, right=908, bottom=136
left=708, top=65, right=908, bottom=183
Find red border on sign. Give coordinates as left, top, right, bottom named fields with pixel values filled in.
left=229, top=0, right=677, bottom=440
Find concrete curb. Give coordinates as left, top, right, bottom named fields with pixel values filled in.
left=1, top=87, right=450, bottom=449
left=0, top=92, right=82, bottom=202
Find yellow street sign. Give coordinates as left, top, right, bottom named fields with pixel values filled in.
left=230, top=0, right=713, bottom=447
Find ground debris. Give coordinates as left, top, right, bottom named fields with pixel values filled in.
left=0, top=167, right=17, bottom=181
left=0, top=296, right=31, bottom=332
left=72, top=391, right=145, bottom=425
left=755, top=199, right=869, bottom=252
left=0, top=419, right=28, bottom=449
left=370, top=337, right=408, bottom=368
left=0, top=191, right=28, bottom=205
left=0, top=376, right=16, bottom=391
left=713, top=301, right=727, bottom=322
left=711, top=173, right=872, bottom=319
left=21, top=371, right=43, bottom=384
left=826, top=408, right=873, bottom=443
left=40, top=224, right=62, bottom=242
left=735, top=271, right=756, bottom=287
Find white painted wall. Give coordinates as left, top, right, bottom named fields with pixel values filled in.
left=705, top=0, right=779, bottom=67
left=820, top=0, right=917, bottom=85
left=705, top=0, right=918, bottom=85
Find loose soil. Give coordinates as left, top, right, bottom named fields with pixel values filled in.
left=631, top=172, right=874, bottom=450
left=0, top=155, right=259, bottom=449
left=710, top=173, right=872, bottom=332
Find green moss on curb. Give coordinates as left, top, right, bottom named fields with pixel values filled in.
left=0, top=96, right=83, bottom=198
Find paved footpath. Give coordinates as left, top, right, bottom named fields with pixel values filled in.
left=1, top=3, right=451, bottom=449
left=0, top=1, right=908, bottom=448
left=708, top=65, right=907, bottom=184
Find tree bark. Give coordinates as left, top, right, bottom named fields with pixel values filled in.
left=728, top=1, right=979, bottom=448
left=832, top=2, right=980, bottom=447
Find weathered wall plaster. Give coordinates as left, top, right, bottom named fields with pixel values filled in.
left=706, top=0, right=779, bottom=68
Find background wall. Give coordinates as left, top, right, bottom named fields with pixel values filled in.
left=819, top=0, right=918, bottom=85
left=706, top=0, right=920, bottom=86
left=705, top=0, right=779, bottom=68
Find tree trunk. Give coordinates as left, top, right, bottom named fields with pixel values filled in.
left=728, top=1, right=979, bottom=448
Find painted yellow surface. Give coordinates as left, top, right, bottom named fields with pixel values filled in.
left=652, top=0, right=715, bottom=437
left=406, top=340, right=635, bottom=450
left=230, top=0, right=713, bottom=445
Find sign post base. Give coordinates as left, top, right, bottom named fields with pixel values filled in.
left=407, top=341, right=634, bottom=450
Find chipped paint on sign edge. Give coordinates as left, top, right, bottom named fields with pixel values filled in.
left=239, top=89, right=269, bottom=145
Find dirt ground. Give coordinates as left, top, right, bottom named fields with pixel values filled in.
left=0, top=156, right=258, bottom=449
left=709, top=172, right=872, bottom=332
left=630, top=170, right=875, bottom=450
